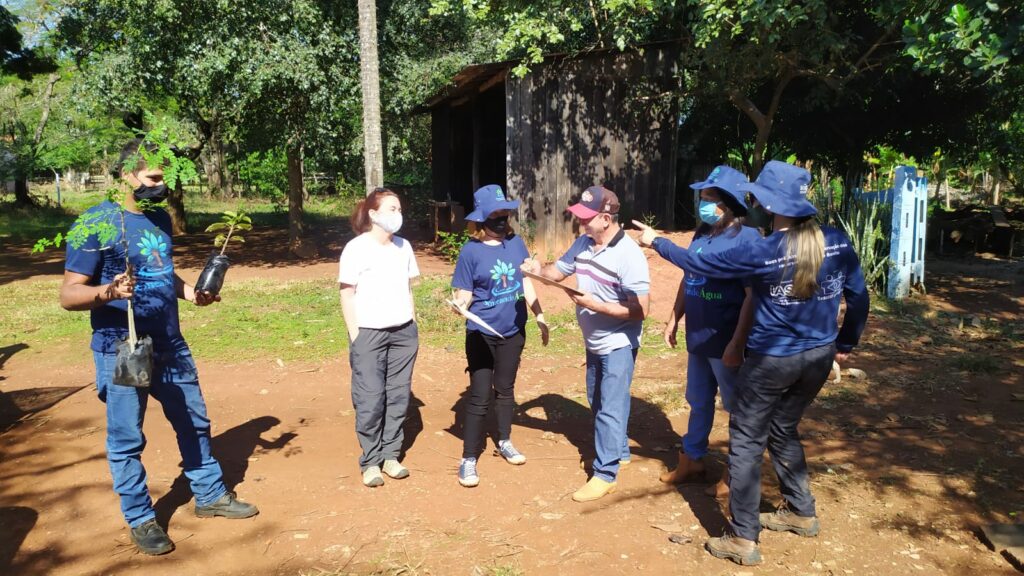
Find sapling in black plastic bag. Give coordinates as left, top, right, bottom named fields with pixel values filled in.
left=113, top=265, right=154, bottom=388
left=195, top=210, right=251, bottom=296
left=110, top=211, right=155, bottom=388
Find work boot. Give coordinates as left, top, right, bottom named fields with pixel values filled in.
left=572, top=477, right=617, bottom=502
left=659, top=452, right=706, bottom=484
left=760, top=506, right=820, bottom=537
left=382, top=459, right=409, bottom=479
left=705, top=466, right=730, bottom=498
left=195, top=492, right=259, bottom=519
left=705, top=533, right=762, bottom=566
left=362, top=465, right=384, bottom=488
left=129, top=519, right=175, bottom=556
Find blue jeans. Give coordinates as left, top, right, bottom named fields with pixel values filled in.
left=728, top=343, right=835, bottom=541
left=682, top=353, right=739, bottom=460
left=585, top=346, right=637, bottom=482
left=94, top=347, right=227, bottom=528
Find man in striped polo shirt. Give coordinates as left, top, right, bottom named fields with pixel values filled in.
left=522, top=186, right=650, bottom=502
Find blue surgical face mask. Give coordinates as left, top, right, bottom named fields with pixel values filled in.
left=698, top=200, right=722, bottom=225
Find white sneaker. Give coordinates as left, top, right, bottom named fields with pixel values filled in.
left=497, top=440, right=526, bottom=465
left=382, top=459, right=409, bottom=479
left=459, top=458, right=479, bottom=487
left=362, top=465, right=384, bottom=487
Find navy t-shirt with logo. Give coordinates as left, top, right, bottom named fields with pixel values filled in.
left=452, top=235, right=530, bottom=337
left=64, top=201, right=185, bottom=353
left=683, top=224, right=762, bottom=358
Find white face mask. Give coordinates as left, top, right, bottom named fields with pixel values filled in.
left=371, top=211, right=403, bottom=234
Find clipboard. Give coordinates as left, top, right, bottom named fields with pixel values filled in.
left=446, top=299, right=506, bottom=339
left=522, top=270, right=584, bottom=297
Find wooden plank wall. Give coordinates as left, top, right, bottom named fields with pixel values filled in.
left=506, top=46, right=680, bottom=258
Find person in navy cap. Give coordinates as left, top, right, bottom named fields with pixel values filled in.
left=450, top=185, right=548, bottom=487
left=521, top=185, right=650, bottom=502
left=658, top=166, right=761, bottom=499
left=633, top=160, right=870, bottom=566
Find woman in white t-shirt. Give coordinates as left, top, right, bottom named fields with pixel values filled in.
left=338, top=188, right=420, bottom=488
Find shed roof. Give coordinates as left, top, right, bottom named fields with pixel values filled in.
left=415, top=40, right=681, bottom=114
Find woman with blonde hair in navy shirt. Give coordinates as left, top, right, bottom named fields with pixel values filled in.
left=659, top=165, right=760, bottom=498
left=634, top=161, right=869, bottom=566
left=450, top=185, right=548, bottom=488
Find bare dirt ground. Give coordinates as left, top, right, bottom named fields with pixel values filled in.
left=1, top=225, right=1022, bottom=575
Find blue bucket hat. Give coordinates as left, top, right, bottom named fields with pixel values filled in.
left=690, top=165, right=749, bottom=211
left=738, top=160, right=816, bottom=218
left=465, top=184, right=520, bottom=222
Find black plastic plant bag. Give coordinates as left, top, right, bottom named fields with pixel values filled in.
left=113, top=335, right=154, bottom=388
left=195, top=252, right=231, bottom=296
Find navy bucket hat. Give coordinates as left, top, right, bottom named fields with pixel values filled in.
left=690, top=165, right=749, bottom=212
left=738, top=161, right=817, bottom=218
left=465, top=184, right=520, bottom=222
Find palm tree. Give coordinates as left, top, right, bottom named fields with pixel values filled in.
left=357, top=0, right=384, bottom=194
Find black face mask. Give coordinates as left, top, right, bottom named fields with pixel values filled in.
left=484, top=215, right=509, bottom=235
left=133, top=182, right=170, bottom=202
left=746, top=204, right=772, bottom=233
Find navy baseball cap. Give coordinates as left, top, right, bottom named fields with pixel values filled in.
left=738, top=161, right=817, bottom=218
left=465, top=184, right=520, bottom=222
left=690, top=165, right=749, bottom=210
left=567, top=186, right=620, bottom=219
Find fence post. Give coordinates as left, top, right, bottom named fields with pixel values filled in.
left=886, top=166, right=928, bottom=299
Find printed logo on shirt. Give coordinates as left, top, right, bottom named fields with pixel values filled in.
left=134, top=228, right=173, bottom=296
left=819, top=272, right=845, bottom=301
left=483, top=259, right=522, bottom=308
left=685, top=274, right=723, bottom=301
left=769, top=280, right=798, bottom=306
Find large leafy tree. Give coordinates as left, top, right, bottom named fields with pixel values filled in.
left=58, top=0, right=365, bottom=252
left=432, top=0, right=907, bottom=173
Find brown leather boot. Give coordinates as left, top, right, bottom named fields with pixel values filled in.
left=659, top=452, right=706, bottom=484
left=705, top=466, right=730, bottom=498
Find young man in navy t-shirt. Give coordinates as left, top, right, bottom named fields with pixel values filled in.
left=60, top=139, right=258, bottom=556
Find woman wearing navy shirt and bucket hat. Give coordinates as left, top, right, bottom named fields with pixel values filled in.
left=658, top=165, right=760, bottom=498
left=634, top=160, right=870, bottom=566
left=450, top=185, right=548, bottom=488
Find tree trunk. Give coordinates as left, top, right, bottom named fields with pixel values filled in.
left=167, top=180, right=188, bottom=235
left=287, top=140, right=316, bottom=258
left=13, top=72, right=60, bottom=207
left=14, top=178, right=32, bottom=206
left=357, top=0, right=384, bottom=194
left=207, top=131, right=232, bottom=198
left=728, top=70, right=795, bottom=174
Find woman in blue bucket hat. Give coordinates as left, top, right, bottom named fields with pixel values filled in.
left=450, top=185, right=549, bottom=488
left=658, top=165, right=761, bottom=500
left=634, top=160, right=870, bottom=566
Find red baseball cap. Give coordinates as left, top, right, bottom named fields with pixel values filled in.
left=567, top=186, right=620, bottom=219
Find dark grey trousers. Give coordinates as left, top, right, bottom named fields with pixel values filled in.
left=349, top=320, right=419, bottom=471
left=728, top=343, right=835, bottom=541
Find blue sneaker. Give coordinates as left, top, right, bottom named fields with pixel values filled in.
left=497, top=440, right=526, bottom=465
left=459, top=458, right=479, bottom=487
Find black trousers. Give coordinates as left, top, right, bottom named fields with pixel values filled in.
left=462, top=330, right=526, bottom=458
left=728, top=342, right=836, bottom=541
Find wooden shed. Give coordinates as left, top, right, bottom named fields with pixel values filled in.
left=419, top=44, right=681, bottom=257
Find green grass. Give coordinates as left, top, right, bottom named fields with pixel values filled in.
left=0, top=279, right=92, bottom=345
left=0, top=188, right=358, bottom=247
left=0, top=274, right=586, bottom=363
left=945, top=352, right=1001, bottom=374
